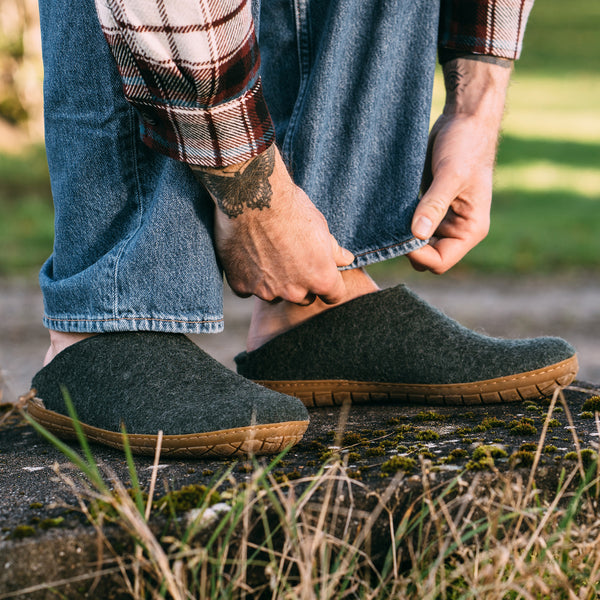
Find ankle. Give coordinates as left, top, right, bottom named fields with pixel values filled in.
left=246, top=268, right=379, bottom=351
left=44, top=331, right=95, bottom=366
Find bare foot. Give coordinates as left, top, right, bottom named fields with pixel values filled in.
left=44, top=331, right=95, bottom=366
left=246, top=268, right=379, bottom=351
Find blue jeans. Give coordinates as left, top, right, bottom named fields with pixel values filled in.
left=38, top=0, right=439, bottom=334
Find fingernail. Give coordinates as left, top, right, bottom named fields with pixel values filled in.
left=413, top=216, right=433, bottom=239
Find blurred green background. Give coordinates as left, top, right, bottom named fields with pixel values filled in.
left=0, top=0, right=598, bottom=278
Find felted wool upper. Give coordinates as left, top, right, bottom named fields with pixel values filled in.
left=32, top=332, right=308, bottom=435
left=235, top=285, right=576, bottom=384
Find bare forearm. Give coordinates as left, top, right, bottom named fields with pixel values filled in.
left=442, top=57, right=512, bottom=129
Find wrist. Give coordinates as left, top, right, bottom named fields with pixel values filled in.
left=191, top=144, right=279, bottom=218
left=442, top=57, right=511, bottom=126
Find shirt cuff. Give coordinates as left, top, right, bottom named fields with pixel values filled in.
left=438, top=0, right=535, bottom=61
left=136, top=78, right=275, bottom=168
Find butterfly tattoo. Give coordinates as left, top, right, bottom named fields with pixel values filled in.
left=196, top=145, right=275, bottom=218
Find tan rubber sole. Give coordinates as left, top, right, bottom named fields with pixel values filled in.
left=254, top=355, right=579, bottom=407
left=27, top=397, right=308, bottom=458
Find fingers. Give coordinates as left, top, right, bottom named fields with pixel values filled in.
left=317, top=269, right=348, bottom=305
left=331, top=235, right=355, bottom=267
left=407, top=236, right=471, bottom=274
left=411, top=173, right=459, bottom=241
left=296, top=293, right=317, bottom=306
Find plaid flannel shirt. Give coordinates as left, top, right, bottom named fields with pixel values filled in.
left=95, top=0, right=534, bottom=168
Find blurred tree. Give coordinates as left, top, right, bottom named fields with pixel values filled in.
left=0, top=0, right=43, bottom=150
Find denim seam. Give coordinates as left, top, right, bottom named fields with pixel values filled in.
left=281, top=0, right=312, bottom=164
left=42, top=316, right=224, bottom=324
left=353, top=237, right=421, bottom=258
left=112, top=107, right=145, bottom=319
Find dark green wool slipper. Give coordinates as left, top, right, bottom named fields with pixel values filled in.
left=235, top=285, right=578, bottom=407
left=27, top=332, right=308, bottom=457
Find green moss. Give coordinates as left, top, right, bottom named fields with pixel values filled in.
left=202, top=469, right=214, bottom=477
left=445, top=448, right=469, bottom=463
left=419, top=450, right=435, bottom=460
left=395, top=424, right=416, bottom=434
left=381, top=456, right=416, bottom=475
left=319, top=450, right=336, bottom=462
left=510, top=450, right=535, bottom=468
left=347, top=470, right=362, bottom=480
left=472, top=445, right=508, bottom=461
left=366, top=446, right=386, bottom=457
left=580, top=411, right=594, bottom=419
left=286, top=469, right=302, bottom=481
left=455, top=426, right=473, bottom=435
left=10, top=525, right=36, bottom=539
left=347, top=452, right=361, bottom=462
left=29, top=502, right=43, bottom=509
left=554, top=407, right=564, bottom=413
left=371, top=430, right=387, bottom=437
left=519, top=442, right=538, bottom=452
left=39, top=516, right=64, bottom=530
left=562, top=449, right=596, bottom=467
left=273, top=471, right=286, bottom=484
left=481, top=417, right=506, bottom=429
left=581, top=449, right=598, bottom=468
left=472, top=424, right=488, bottom=433
left=307, top=440, right=327, bottom=452
left=416, top=429, right=440, bottom=442
left=525, top=404, right=540, bottom=411
left=386, top=417, right=406, bottom=426
left=237, top=463, right=253, bottom=473
left=413, top=410, right=447, bottom=422
left=547, top=419, right=561, bottom=428
left=461, top=438, right=473, bottom=445
left=342, top=432, right=366, bottom=446
left=465, top=457, right=495, bottom=471
left=544, top=445, right=558, bottom=454
left=396, top=445, right=408, bottom=453
left=582, top=395, right=600, bottom=412
left=508, top=419, right=538, bottom=436
left=154, top=484, right=221, bottom=514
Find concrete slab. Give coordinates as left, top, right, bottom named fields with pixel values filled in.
left=1, top=381, right=599, bottom=598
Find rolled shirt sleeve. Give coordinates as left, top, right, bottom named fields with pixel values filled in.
left=439, top=0, right=535, bottom=60
left=94, top=0, right=275, bottom=167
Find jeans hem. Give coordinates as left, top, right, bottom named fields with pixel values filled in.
left=344, top=236, right=429, bottom=270
left=42, top=314, right=225, bottom=334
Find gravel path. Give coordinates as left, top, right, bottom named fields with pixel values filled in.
left=1, top=274, right=598, bottom=402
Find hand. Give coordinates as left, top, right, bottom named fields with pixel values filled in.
left=407, top=57, right=512, bottom=274
left=192, top=145, right=354, bottom=304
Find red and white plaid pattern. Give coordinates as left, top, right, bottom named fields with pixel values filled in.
left=439, top=0, right=534, bottom=60
left=95, top=0, right=274, bottom=167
